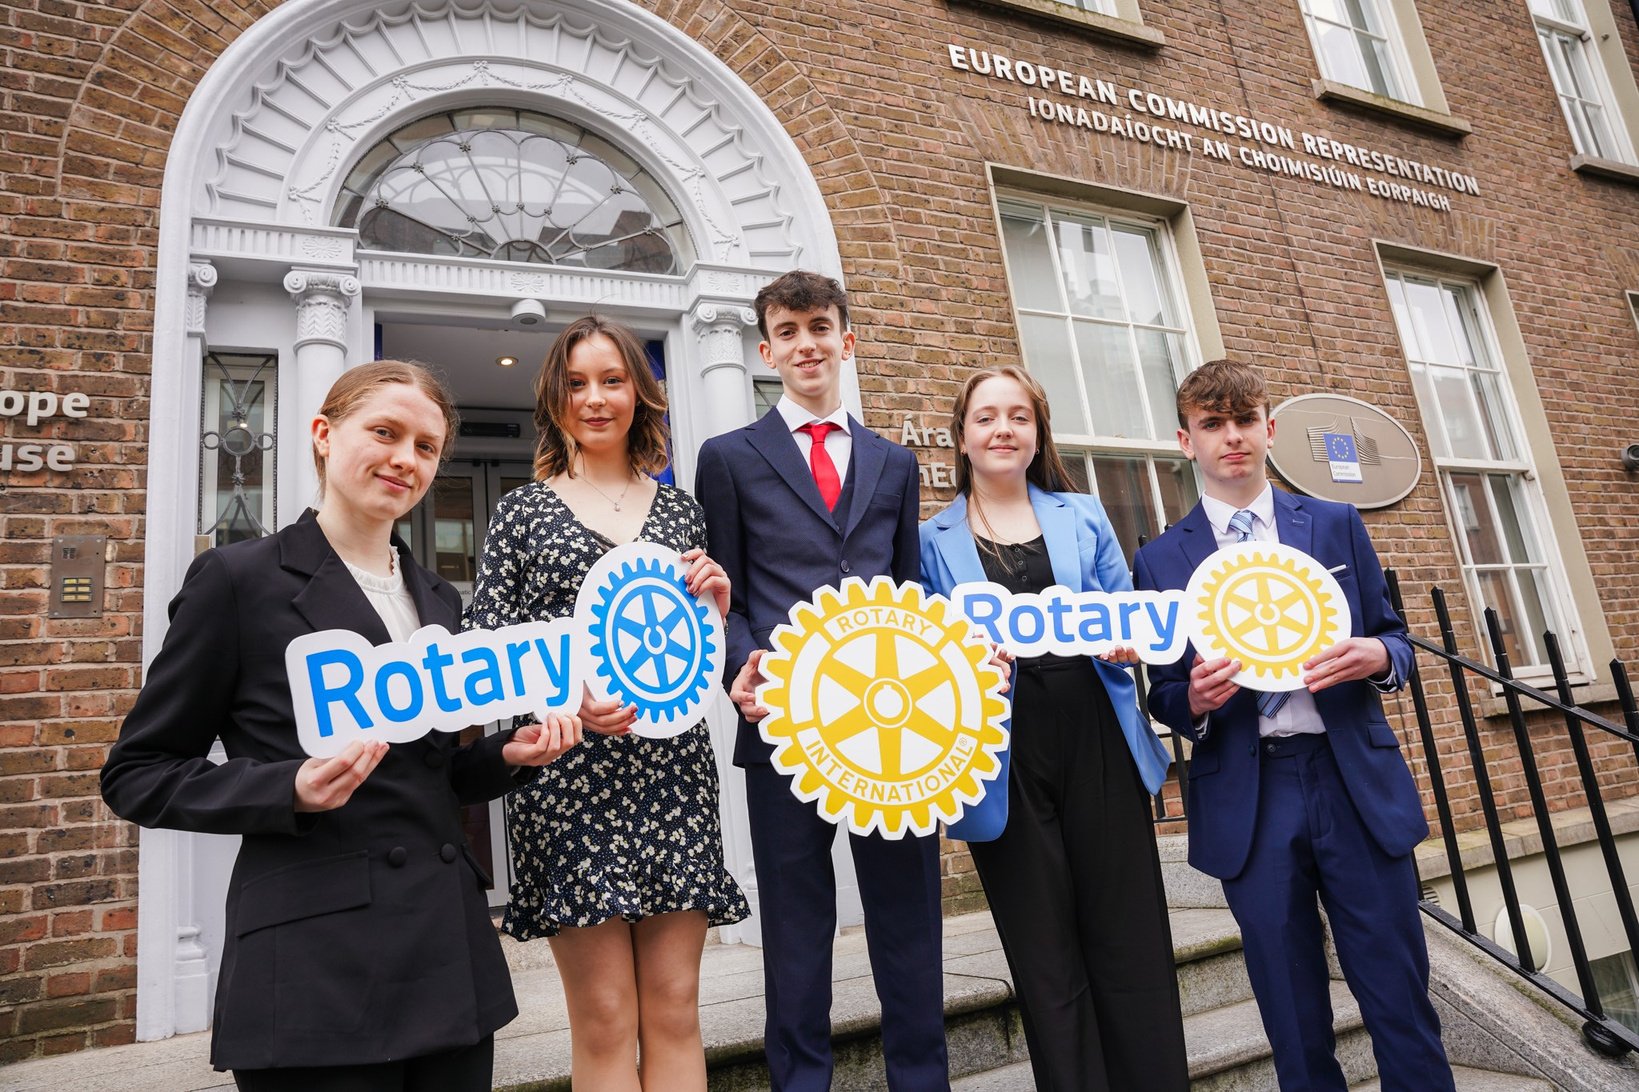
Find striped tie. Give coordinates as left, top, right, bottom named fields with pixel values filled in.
left=1229, top=509, right=1289, bottom=719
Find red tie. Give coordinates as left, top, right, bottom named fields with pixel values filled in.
left=797, top=422, right=841, bottom=511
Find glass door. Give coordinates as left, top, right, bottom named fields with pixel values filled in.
left=397, top=459, right=534, bottom=907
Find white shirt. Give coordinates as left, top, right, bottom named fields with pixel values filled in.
left=776, top=395, right=852, bottom=485
left=1201, top=485, right=1326, bottom=738
left=343, top=556, right=420, bottom=644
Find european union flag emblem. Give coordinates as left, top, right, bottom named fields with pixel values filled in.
left=1323, top=432, right=1362, bottom=483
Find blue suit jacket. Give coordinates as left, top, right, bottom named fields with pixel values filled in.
left=696, top=409, right=920, bottom=766
left=920, top=486, right=1173, bottom=841
left=1131, top=489, right=1427, bottom=880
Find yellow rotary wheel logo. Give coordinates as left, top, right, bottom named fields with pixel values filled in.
left=757, top=578, right=1009, bottom=838
left=1185, top=543, right=1350, bottom=689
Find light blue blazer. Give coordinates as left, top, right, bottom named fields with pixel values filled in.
left=919, top=485, right=1173, bottom=841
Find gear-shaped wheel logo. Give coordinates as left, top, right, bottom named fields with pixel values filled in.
left=757, top=577, right=1009, bottom=838
left=1184, top=542, right=1350, bottom=690
left=580, top=543, right=723, bottom=738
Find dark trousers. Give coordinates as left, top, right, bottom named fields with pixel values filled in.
left=744, top=760, right=949, bottom=1092
left=1223, top=733, right=1453, bottom=1092
left=232, top=1035, right=493, bottom=1092
left=968, top=661, right=1189, bottom=1092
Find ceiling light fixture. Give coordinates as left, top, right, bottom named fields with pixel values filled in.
left=496, top=355, right=518, bottom=368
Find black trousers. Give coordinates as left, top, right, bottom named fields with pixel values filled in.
left=968, top=662, right=1189, bottom=1092
left=232, top=1035, right=494, bottom=1092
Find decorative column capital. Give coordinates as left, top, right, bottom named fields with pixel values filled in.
left=184, top=262, right=217, bottom=337
left=690, top=303, right=757, bottom=377
left=284, top=269, right=361, bottom=352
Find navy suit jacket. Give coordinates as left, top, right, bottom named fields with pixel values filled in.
left=695, top=409, right=920, bottom=766
left=1132, top=489, right=1427, bottom=880
left=920, top=487, right=1172, bottom=841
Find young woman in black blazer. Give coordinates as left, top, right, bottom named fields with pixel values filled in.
left=101, top=361, right=581, bottom=1091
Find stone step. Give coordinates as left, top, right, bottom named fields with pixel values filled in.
left=953, top=1061, right=1555, bottom=1091
left=1353, top=1067, right=1557, bottom=1091
left=1158, top=832, right=1230, bottom=910
left=1168, top=906, right=1253, bottom=1017
left=1186, top=980, right=1373, bottom=1091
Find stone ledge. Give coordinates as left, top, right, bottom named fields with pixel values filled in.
left=1414, top=796, right=1639, bottom=882
left=947, top=0, right=1164, bottom=49
left=1570, top=153, right=1639, bottom=187
left=1312, top=78, right=1473, bottom=138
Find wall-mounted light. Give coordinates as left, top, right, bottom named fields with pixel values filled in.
left=1494, top=904, right=1552, bottom=972
left=510, top=298, right=545, bottom=326
left=496, top=355, right=518, bottom=368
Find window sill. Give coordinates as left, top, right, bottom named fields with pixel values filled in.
left=948, top=0, right=1164, bottom=49
left=1570, top=153, right=1639, bottom=186
left=1312, top=79, right=1472, bottom=138
left=1478, top=677, right=1615, bottom=720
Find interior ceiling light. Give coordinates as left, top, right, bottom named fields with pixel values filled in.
left=496, top=355, right=518, bottom=368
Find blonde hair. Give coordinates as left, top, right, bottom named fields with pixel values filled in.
left=312, top=360, right=458, bottom=492
left=532, top=316, right=671, bottom=481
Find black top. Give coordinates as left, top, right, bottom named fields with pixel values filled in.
left=975, top=535, right=1079, bottom=669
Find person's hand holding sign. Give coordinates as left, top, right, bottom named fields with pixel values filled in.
left=680, top=547, right=731, bottom=618
left=580, top=685, right=637, bottom=736
left=504, top=711, right=584, bottom=766
left=294, top=739, right=390, bottom=813
left=1188, top=655, right=1242, bottom=718
left=1097, top=646, right=1141, bottom=667
left=1302, top=637, right=1389, bottom=692
left=731, top=649, right=770, bottom=723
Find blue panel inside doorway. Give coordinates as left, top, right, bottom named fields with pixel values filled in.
left=646, top=339, right=674, bottom=485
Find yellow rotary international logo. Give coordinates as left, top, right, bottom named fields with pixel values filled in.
left=1185, top=542, right=1350, bottom=690
left=757, top=578, right=1009, bottom=838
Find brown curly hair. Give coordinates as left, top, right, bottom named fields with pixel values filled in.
left=532, top=316, right=671, bottom=481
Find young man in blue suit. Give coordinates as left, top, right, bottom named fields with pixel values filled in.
left=695, top=271, right=947, bottom=1091
left=1132, top=359, right=1453, bottom=1091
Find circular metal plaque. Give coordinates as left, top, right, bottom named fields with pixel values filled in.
left=1268, top=393, right=1422, bottom=509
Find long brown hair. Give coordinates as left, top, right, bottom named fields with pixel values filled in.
left=950, top=365, right=1073, bottom=497
left=532, top=316, right=671, bottom=481
left=312, top=359, right=459, bottom=493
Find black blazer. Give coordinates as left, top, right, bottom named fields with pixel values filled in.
left=695, top=410, right=920, bottom=765
left=102, top=511, right=527, bottom=1071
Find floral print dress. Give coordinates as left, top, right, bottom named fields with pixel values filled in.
left=464, top=480, right=749, bottom=939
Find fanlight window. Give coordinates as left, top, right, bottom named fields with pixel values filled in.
left=335, top=109, right=693, bottom=274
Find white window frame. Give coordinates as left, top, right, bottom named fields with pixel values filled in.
left=1530, top=0, right=1637, bottom=163
left=1383, top=269, right=1588, bottom=679
left=1298, top=0, right=1423, bottom=104
left=198, top=351, right=278, bottom=546
left=993, top=190, right=1206, bottom=555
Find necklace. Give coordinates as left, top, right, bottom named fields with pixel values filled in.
left=580, top=473, right=635, bottom=511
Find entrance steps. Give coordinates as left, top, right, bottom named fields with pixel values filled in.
left=0, top=834, right=1624, bottom=1089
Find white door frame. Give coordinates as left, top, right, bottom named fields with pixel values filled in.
left=140, top=0, right=855, bottom=1040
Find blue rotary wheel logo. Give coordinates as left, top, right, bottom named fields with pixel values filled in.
left=587, top=558, right=716, bottom=724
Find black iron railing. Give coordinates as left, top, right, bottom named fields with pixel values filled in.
left=1143, top=573, right=1639, bottom=1058
left=1387, top=574, right=1639, bottom=1059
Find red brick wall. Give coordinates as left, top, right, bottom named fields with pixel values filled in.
left=1, top=0, right=1637, bottom=1059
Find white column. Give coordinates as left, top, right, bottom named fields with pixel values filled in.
left=283, top=269, right=360, bottom=510
left=691, top=303, right=758, bottom=438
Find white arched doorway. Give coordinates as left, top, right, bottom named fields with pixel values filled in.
left=140, top=0, right=856, bottom=1040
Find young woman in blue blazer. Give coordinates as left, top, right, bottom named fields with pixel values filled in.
left=919, top=365, right=1188, bottom=1092
left=102, top=362, right=581, bottom=1091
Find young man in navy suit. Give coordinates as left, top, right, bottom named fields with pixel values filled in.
left=1132, top=360, right=1453, bottom=1091
left=695, top=271, right=947, bottom=1091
